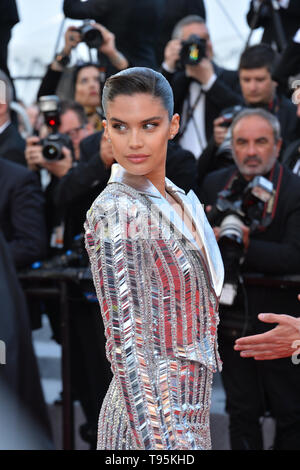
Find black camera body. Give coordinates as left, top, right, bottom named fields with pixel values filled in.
left=38, top=95, right=73, bottom=161
left=77, top=20, right=103, bottom=49
left=219, top=105, right=244, bottom=128
left=179, top=34, right=206, bottom=67
left=40, top=133, right=73, bottom=161
left=208, top=176, right=274, bottom=305
left=207, top=176, right=274, bottom=232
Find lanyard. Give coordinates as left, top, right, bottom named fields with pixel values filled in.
left=179, top=85, right=206, bottom=151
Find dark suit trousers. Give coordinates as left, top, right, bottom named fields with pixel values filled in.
left=219, top=334, right=300, bottom=450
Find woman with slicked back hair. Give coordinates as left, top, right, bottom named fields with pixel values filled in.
left=85, top=67, right=224, bottom=450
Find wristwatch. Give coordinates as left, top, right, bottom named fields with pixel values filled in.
left=55, top=52, right=70, bottom=67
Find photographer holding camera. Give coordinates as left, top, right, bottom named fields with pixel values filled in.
left=37, top=23, right=129, bottom=131
left=195, top=42, right=299, bottom=186
left=25, top=98, right=94, bottom=253
left=198, top=108, right=300, bottom=450
left=161, top=15, right=242, bottom=160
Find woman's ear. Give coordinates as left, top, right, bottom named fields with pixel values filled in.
left=169, top=113, right=180, bottom=140
left=102, top=119, right=109, bottom=138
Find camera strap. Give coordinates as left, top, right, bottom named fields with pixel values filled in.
left=260, top=162, right=283, bottom=230
left=178, top=84, right=206, bottom=151
left=222, top=163, right=283, bottom=230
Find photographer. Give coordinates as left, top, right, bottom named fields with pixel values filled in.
left=63, top=0, right=163, bottom=71
left=161, top=15, right=242, bottom=160
left=247, top=0, right=300, bottom=50
left=196, top=42, right=299, bottom=186
left=37, top=24, right=128, bottom=130
left=25, top=98, right=94, bottom=254
left=198, top=108, right=300, bottom=450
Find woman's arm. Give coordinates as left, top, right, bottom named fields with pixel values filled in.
left=85, top=196, right=203, bottom=449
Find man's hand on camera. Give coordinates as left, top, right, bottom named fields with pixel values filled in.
left=64, top=26, right=81, bottom=55
left=43, top=147, right=73, bottom=178
left=214, top=116, right=229, bottom=147
left=163, top=39, right=182, bottom=73
left=94, top=23, right=128, bottom=70
left=25, top=136, right=46, bottom=171
left=52, top=26, right=81, bottom=72
left=26, top=137, right=72, bottom=178
left=185, top=58, right=214, bottom=85
left=205, top=205, right=250, bottom=251
left=100, top=134, right=115, bottom=168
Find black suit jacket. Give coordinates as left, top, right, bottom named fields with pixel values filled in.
left=0, top=158, right=47, bottom=268
left=163, top=64, right=242, bottom=144
left=0, top=230, right=53, bottom=447
left=247, top=0, right=300, bottom=45
left=63, top=0, right=163, bottom=72
left=273, top=40, right=300, bottom=94
left=198, top=163, right=300, bottom=327
left=54, top=131, right=197, bottom=244
left=0, top=123, right=26, bottom=166
left=281, top=137, right=300, bottom=171
left=0, top=0, right=19, bottom=26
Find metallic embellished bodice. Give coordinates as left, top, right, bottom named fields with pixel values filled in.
left=85, top=164, right=224, bottom=450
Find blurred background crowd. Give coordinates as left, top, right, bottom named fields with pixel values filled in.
left=1, top=0, right=300, bottom=451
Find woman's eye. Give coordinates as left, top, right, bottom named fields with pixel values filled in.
left=112, top=123, right=126, bottom=131
left=144, top=122, right=158, bottom=130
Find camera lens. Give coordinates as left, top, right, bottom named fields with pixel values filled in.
left=42, top=142, right=61, bottom=161
left=81, top=25, right=103, bottom=49
left=219, top=215, right=244, bottom=244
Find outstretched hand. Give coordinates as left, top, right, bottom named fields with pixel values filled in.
left=234, top=310, right=300, bottom=360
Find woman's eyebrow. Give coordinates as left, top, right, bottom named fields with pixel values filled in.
left=141, top=116, right=162, bottom=123
left=110, top=117, right=126, bottom=123
left=110, top=116, right=163, bottom=124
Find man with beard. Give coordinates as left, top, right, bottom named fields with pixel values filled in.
left=197, top=108, right=300, bottom=450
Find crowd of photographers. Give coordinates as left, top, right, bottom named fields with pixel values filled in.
left=2, top=0, right=300, bottom=450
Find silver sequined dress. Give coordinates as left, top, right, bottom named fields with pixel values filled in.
left=85, top=164, right=224, bottom=450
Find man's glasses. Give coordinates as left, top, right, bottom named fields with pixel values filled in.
left=65, top=125, right=85, bottom=138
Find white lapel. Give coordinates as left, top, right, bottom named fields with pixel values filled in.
left=175, top=187, right=224, bottom=298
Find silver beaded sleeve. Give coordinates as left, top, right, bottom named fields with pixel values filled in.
left=85, top=185, right=221, bottom=450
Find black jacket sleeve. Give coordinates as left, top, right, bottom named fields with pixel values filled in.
left=37, top=66, right=63, bottom=98
left=8, top=171, right=47, bottom=268
left=54, top=133, right=111, bottom=206
left=205, top=72, right=242, bottom=112
left=63, top=0, right=114, bottom=20
left=165, top=141, right=197, bottom=193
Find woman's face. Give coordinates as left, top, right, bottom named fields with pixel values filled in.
left=75, top=66, right=101, bottom=108
left=104, top=93, right=179, bottom=185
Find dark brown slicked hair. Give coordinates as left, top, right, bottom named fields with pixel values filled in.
left=239, top=43, right=278, bottom=75
left=102, top=67, right=174, bottom=120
